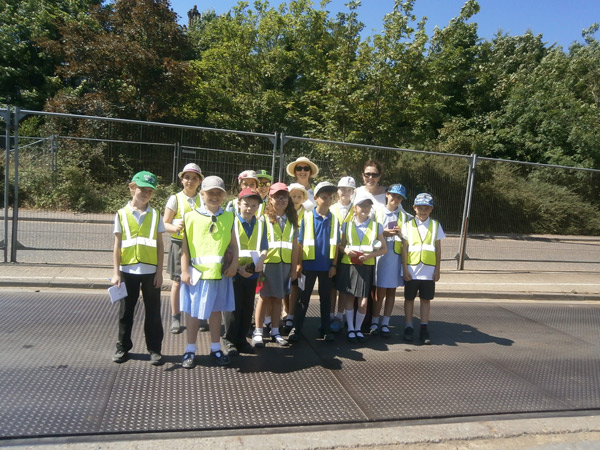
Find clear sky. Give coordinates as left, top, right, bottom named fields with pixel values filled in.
left=172, top=0, right=600, bottom=50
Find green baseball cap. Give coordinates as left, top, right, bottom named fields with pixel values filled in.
left=256, top=169, right=273, bottom=182
left=131, top=171, right=158, bottom=190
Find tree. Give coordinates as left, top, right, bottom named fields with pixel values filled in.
left=0, top=0, right=98, bottom=109
left=43, top=0, right=192, bottom=121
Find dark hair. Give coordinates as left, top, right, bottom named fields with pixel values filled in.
left=363, top=159, right=383, bottom=176
left=265, top=192, right=299, bottom=227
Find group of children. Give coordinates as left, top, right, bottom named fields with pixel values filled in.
left=110, top=160, right=445, bottom=367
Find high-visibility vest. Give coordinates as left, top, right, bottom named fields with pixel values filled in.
left=257, top=200, right=267, bottom=217
left=265, top=218, right=294, bottom=264
left=170, top=192, right=201, bottom=240
left=234, top=215, right=264, bottom=267
left=185, top=210, right=234, bottom=279
left=118, top=206, right=159, bottom=266
left=301, top=210, right=339, bottom=261
left=406, top=218, right=439, bottom=266
left=297, top=207, right=305, bottom=223
left=341, top=219, right=378, bottom=266
left=375, top=208, right=408, bottom=255
left=331, top=202, right=354, bottom=224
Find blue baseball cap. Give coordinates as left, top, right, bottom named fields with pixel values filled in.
left=413, top=193, right=434, bottom=207
left=387, top=184, right=406, bottom=198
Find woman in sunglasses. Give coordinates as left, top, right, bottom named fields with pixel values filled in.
left=286, top=156, right=319, bottom=209
left=355, top=160, right=387, bottom=207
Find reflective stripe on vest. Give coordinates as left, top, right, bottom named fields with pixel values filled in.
left=341, top=219, right=378, bottom=266
left=171, top=192, right=201, bottom=241
left=265, top=219, right=294, bottom=264
left=406, top=219, right=439, bottom=266
left=301, top=210, right=339, bottom=261
left=331, top=202, right=354, bottom=224
left=375, top=208, right=407, bottom=255
left=119, top=207, right=158, bottom=266
left=185, top=210, right=234, bottom=279
left=234, top=216, right=263, bottom=267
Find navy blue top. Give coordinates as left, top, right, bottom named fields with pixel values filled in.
left=300, top=209, right=334, bottom=271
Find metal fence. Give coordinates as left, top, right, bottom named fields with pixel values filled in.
left=2, top=107, right=600, bottom=272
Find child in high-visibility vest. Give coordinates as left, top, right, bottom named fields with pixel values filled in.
left=371, top=184, right=413, bottom=337
left=282, top=183, right=310, bottom=334
left=180, top=176, right=239, bottom=367
left=255, top=169, right=272, bottom=217
left=401, top=193, right=445, bottom=345
left=252, top=182, right=299, bottom=348
left=111, top=171, right=165, bottom=366
left=329, top=176, right=356, bottom=332
left=225, top=169, right=260, bottom=214
left=222, top=188, right=268, bottom=356
left=336, top=192, right=387, bottom=343
left=289, top=181, right=340, bottom=342
left=163, top=163, right=203, bottom=335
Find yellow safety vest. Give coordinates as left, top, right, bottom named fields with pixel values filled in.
left=265, top=218, right=294, bottom=264
left=118, top=206, right=159, bottom=266
left=301, top=210, right=339, bottom=261
left=341, top=219, right=378, bottom=266
left=257, top=200, right=267, bottom=217
left=185, top=210, right=234, bottom=279
left=171, top=192, right=201, bottom=240
left=234, top=215, right=264, bottom=267
left=375, top=208, right=408, bottom=255
left=297, top=207, right=305, bottom=223
left=331, top=202, right=354, bottom=225
left=406, top=219, right=439, bottom=266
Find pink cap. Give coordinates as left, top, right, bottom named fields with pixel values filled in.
left=238, top=188, right=261, bottom=201
left=269, top=182, right=288, bottom=196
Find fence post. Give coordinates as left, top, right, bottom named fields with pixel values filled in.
left=457, top=153, right=478, bottom=270
left=1, top=106, right=10, bottom=263
left=172, top=141, right=180, bottom=185
left=11, top=107, right=27, bottom=262
left=278, top=132, right=289, bottom=182
left=268, top=132, right=278, bottom=182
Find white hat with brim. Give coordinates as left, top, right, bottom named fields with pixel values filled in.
left=314, top=181, right=337, bottom=197
left=178, top=163, right=204, bottom=180
left=288, top=183, right=309, bottom=203
left=286, top=157, right=319, bottom=177
left=337, top=176, right=356, bottom=189
left=201, top=176, right=226, bottom=192
left=354, top=191, right=375, bottom=206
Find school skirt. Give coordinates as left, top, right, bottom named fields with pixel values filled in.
left=260, top=262, right=291, bottom=299
left=180, top=270, right=235, bottom=320
left=336, top=263, right=373, bottom=298
left=166, top=239, right=183, bottom=281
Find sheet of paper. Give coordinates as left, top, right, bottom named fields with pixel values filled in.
left=250, top=251, right=260, bottom=265
left=297, top=273, right=306, bottom=291
left=191, top=267, right=202, bottom=286
left=108, top=283, right=128, bottom=303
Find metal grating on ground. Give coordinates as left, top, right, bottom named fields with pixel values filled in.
left=0, top=292, right=599, bottom=439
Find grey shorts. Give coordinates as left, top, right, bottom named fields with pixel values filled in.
left=166, top=239, right=183, bottom=282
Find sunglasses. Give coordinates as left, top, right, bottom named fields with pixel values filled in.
left=363, top=172, right=380, bottom=178
left=258, top=181, right=271, bottom=187
left=294, top=165, right=311, bottom=172
left=209, top=215, right=218, bottom=234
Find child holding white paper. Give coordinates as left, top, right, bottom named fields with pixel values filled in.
left=110, top=171, right=165, bottom=366
left=180, top=176, right=238, bottom=367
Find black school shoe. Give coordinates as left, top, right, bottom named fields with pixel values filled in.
left=403, top=327, right=414, bottom=342
left=419, top=328, right=431, bottom=345
left=112, top=350, right=128, bottom=363
left=211, top=350, right=231, bottom=366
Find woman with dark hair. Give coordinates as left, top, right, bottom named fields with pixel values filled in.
left=355, top=159, right=387, bottom=207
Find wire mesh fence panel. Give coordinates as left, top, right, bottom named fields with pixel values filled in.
left=462, top=159, right=600, bottom=271
left=6, top=112, right=276, bottom=261
left=282, top=136, right=470, bottom=231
